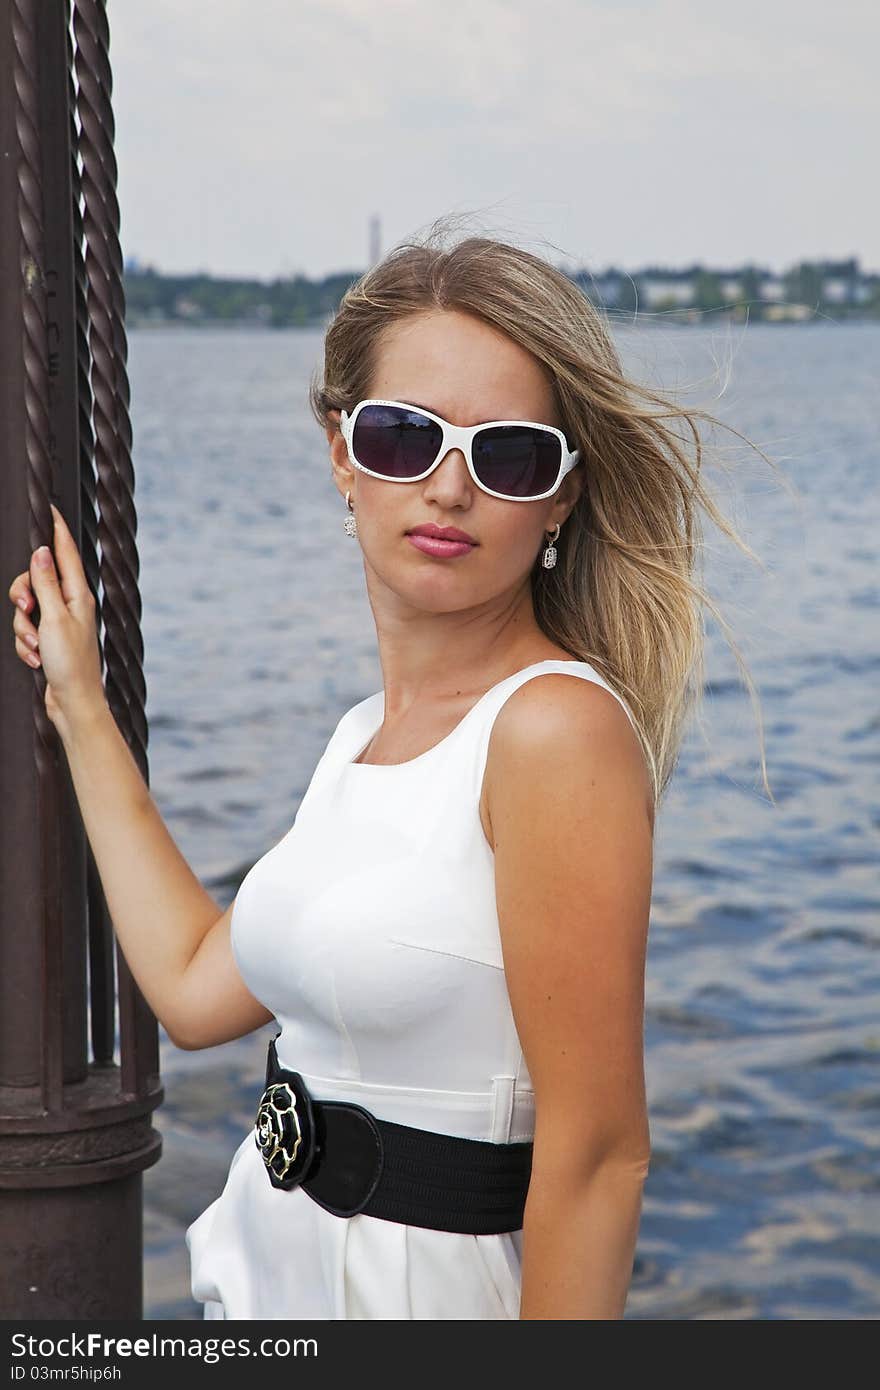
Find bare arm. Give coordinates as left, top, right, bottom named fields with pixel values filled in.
left=485, top=674, right=654, bottom=1320
left=58, top=699, right=275, bottom=1048
left=8, top=504, right=274, bottom=1051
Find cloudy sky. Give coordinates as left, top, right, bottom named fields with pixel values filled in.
left=108, top=0, right=876, bottom=279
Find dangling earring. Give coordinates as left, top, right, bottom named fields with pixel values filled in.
left=343, top=490, right=358, bottom=537
left=542, top=523, right=561, bottom=569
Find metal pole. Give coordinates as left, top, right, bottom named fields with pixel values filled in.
left=0, top=0, right=162, bottom=1319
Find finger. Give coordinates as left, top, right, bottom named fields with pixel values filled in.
left=13, top=607, right=39, bottom=647
left=7, top=572, right=32, bottom=611
left=49, top=503, right=92, bottom=607
left=29, top=543, right=65, bottom=617
left=15, top=634, right=41, bottom=667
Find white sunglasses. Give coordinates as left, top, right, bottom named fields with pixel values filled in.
left=339, top=398, right=581, bottom=502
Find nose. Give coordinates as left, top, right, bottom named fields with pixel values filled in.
left=422, top=447, right=473, bottom=504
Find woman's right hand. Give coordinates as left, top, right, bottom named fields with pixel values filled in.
left=7, top=503, right=105, bottom=730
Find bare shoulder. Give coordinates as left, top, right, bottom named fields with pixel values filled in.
left=482, top=671, right=655, bottom=842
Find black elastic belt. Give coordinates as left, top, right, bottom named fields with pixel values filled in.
left=254, top=1034, right=533, bottom=1235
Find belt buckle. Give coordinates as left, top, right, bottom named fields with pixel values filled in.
left=254, top=1034, right=385, bottom=1217
left=254, top=1035, right=317, bottom=1191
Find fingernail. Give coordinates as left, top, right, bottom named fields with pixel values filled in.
left=17, top=597, right=28, bottom=610
left=27, top=651, right=40, bottom=667
left=35, top=547, right=51, bottom=567
left=25, top=633, right=38, bottom=650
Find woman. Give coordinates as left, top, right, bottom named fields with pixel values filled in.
left=7, top=229, right=767, bottom=1320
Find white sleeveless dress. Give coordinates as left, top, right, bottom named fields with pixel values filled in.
left=184, top=658, right=638, bottom=1319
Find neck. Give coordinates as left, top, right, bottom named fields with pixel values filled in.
left=362, top=565, right=555, bottom=718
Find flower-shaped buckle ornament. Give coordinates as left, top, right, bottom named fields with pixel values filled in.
left=254, top=1036, right=318, bottom=1190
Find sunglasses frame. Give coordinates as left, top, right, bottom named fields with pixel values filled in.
left=339, top=398, right=581, bottom=502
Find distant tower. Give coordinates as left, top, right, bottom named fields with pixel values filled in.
left=368, top=214, right=381, bottom=267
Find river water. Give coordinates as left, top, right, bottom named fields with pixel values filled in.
left=126, top=320, right=879, bottom=1320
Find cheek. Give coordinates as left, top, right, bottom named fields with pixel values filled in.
left=356, top=476, right=409, bottom=532
left=488, top=506, right=546, bottom=560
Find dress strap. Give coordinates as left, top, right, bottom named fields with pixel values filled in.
left=465, top=659, right=639, bottom=803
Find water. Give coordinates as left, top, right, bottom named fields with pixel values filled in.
left=129, top=321, right=879, bottom=1320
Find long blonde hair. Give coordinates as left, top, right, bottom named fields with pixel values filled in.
left=309, top=217, right=778, bottom=810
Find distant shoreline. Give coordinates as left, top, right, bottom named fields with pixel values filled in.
left=122, top=257, right=880, bottom=329
left=125, top=311, right=880, bottom=330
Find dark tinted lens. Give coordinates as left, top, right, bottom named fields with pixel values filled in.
left=352, top=404, right=441, bottom=479
left=473, top=426, right=562, bottom=498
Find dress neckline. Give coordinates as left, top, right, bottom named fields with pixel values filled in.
left=344, top=658, right=589, bottom=771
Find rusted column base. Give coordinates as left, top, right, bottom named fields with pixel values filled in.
left=0, top=1173, right=149, bottom=1319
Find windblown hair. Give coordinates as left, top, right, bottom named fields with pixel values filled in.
left=309, top=216, right=776, bottom=810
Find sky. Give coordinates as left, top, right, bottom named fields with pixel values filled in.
left=107, top=0, right=877, bottom=280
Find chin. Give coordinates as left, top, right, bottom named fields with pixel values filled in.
left=399, top=584, right=484, bottom=616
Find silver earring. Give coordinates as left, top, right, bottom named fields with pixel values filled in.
left=542, top=523, right=561, bottom=569
left=343, top=490, right=358, bottom=537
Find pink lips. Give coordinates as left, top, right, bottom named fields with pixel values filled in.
left=406, top=534, right=476, bottom=558
left=405, top=523, right=477, bottom=558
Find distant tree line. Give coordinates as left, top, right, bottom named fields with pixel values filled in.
left=123, top=255, right=880, bottom=328
left=123, top=265, right=359, bottom=327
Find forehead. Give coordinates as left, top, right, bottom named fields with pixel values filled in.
left=369, top=309, right=559, bottom=426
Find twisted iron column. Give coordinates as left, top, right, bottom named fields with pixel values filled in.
left=13, top=0, right=66, bottom=1113
left=0, top=0, right=162, bottom=1319
left=66, top=4, right=113, bottom=1069
left=73, top=0, right=158, bottom=1095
